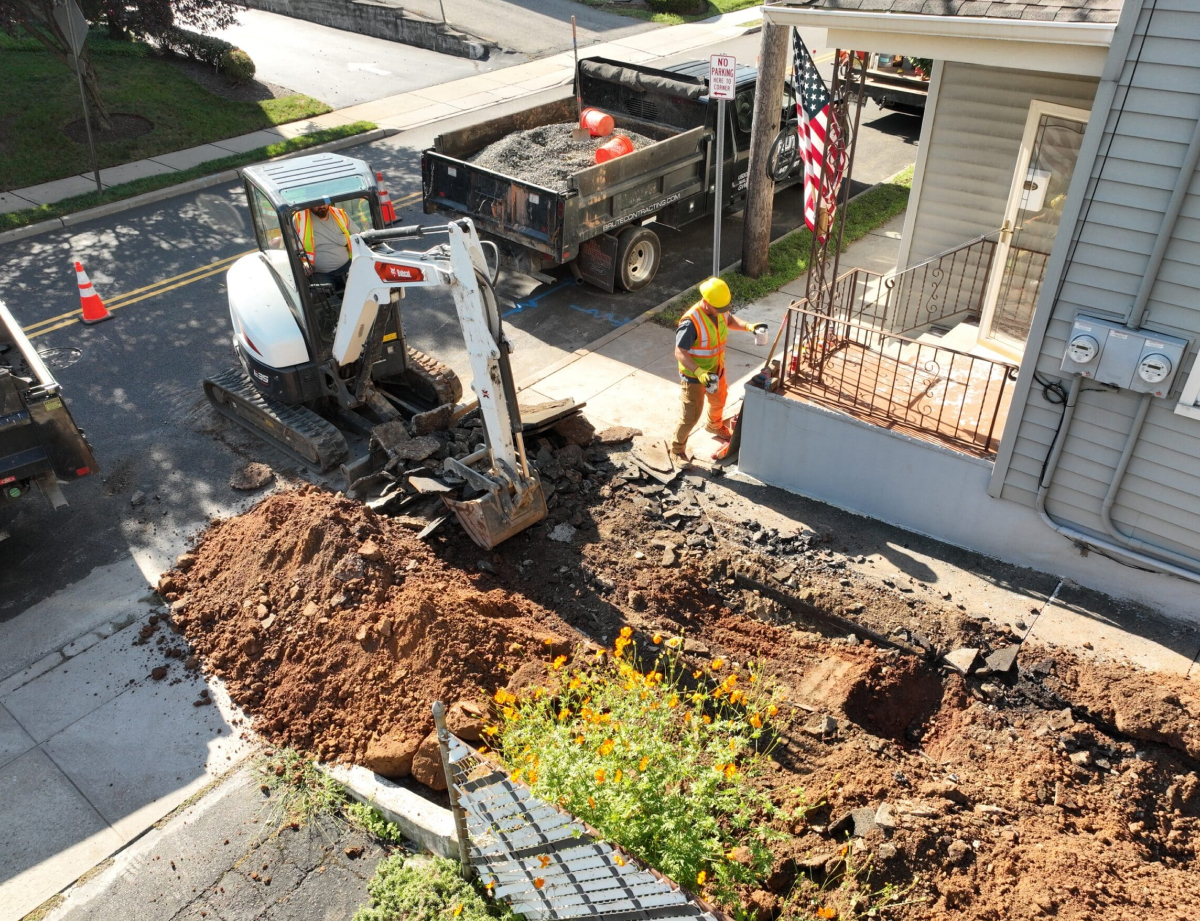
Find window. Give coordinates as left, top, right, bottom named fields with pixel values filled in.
left=251, top=185, right=285, bottom=252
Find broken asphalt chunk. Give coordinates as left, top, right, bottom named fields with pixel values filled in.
left=942, top=648, right=980, bottom=675
left=984, top=645, right=1019, bottom=674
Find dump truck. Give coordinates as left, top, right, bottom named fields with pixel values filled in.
left=0, top=301, right=97, bottom=538
left=422, top=57, right=801, bottom=293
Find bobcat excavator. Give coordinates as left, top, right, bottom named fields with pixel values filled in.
left=204, top=153, right=546, bottom=548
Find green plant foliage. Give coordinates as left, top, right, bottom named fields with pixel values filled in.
left=344, top=801, right=406, bottom=846
left=156, top=25, right=234, bottom=67
left=221, top=48, right=256, bottom=85
left=354, top=855, right=518, bottom=921
left=653, top=166, right=914, bottom=327
left=644, top=0, right=707, bottom=15
left=260, top=748, right=347, bottom=823
left=0, top=122, right=376, bottom=232
left=494, top=636, right=784, bottom=906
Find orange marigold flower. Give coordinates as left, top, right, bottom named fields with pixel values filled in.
left=478, top=746, right=488, bottom=755
left=527, top=769, right=539, bottom=784
left=539, top=854, right=551, bottom=868
left=558, top=707, right=570, bottom=721
left=749, top=713, right=763, bottom=729
left=575, top=735, right=585, bottom=745
left=652, top=633, right=662, bottom=645
left=683, top=711, right=693, bottom=723
left=714, top=762, right=725, bottom=773
left=599, top=739, right=615, bottom=756
left=711, top=658, right=724, bottom=670
left=534, top=877, right=545, bottom=889
left=620, top=626, right=633, bottom=639
left=588, top=796, right=596, bottom=809
left=692, top=670, right=703, bottom=679
left=595, top=768, right=606, bottom=784
left=614, top=854, right=626, bottom=867
left=767, top=704, right=779, bottom=718
left=816, top=908, right=837, bottom=919
left=543, top=637, right=554, bottom=645
left=666, top=637, right=682, bottom=648
left=484, top=725, right=499, bottom=736
left=639, top=756, right=650, bottom=771
left=614, top=769, right=623, bottom=783
left=667, top=695, right=679, bottom=709
left=702, top=715, right=712, bottom=724
left=724, top=763, right=738, bottom=779
left=595, top=648, right=606, bottom=659
left=569, top=676, right=582, bottom=690
left=696, top=871, right=707, bottom=887
left=453, top=904, right=463, bottom=917
left=551, top=655, right=568, bottom=670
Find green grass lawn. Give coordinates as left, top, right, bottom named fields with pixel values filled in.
left=581, top=0, right=760, bottom=27
left=0, top=35, right=330, bottom=190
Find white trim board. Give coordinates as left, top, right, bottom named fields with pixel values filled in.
left=762, top=8, right=1114, bottom=76
left=894, top=58, right=943, bottom=273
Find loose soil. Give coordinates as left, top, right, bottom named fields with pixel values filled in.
left=165, top=54, right=297, bottom=103
left=63, top=113, right=153, bottom=145
left=470, top=123, right=658, bottom=190
left=159, top=426, right=1200, bottom=920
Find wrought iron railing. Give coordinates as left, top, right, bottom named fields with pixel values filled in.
left=830, top=232, right=1000, bottom=338
left=778, top=300, right=1019, bottom=456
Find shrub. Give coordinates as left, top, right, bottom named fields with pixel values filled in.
left=645, top=0, right=708, bottom=14
left=494, top=633, right=784, bottom=906
left=354, top=855, right=518, bottom=921
left=155, top=26, right=233, bottom=67
left=221, top=48, right=255, bottom=85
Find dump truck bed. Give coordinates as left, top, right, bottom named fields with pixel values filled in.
left=0, top=301, right=97, bottom=516
left=422, top=59, right=715, bottom=265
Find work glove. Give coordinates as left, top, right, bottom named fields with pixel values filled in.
left=695, top=369, right=712, bottom=387
left=753, top=323, right=768, bottom=334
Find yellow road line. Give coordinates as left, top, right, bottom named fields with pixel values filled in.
left=814, top=51, right=835, bottom=64
left=25, top=264, right=232, bottom=341
left=392, top=190, right=421, bottom=207
left=23, top=251, right=252, bottom=334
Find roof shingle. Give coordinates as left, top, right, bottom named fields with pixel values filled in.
left=795, top=0, right=1122, bottom=24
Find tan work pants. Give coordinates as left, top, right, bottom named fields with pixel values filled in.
left=672, top=371, right=727, bottom=453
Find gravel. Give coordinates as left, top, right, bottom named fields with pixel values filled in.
left=469, top=122, right=658, bottom=191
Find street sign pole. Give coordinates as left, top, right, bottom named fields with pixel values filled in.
left=57, top=0, right=101, bottom=193
left=708, top=54, right=736, bottom=278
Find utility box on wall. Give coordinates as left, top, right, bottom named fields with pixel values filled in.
left=1060, top=315, right=1189, bottom=398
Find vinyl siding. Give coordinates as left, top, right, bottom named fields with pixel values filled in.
left=1000, top=0, right=1200, bottom=564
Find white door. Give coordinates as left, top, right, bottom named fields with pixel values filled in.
left=977, top=101, right=1090, bottom=358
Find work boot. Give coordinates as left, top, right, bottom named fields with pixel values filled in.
left=670, top=445, right=692, bottom=462
left=705, top=421, right=733, bottom=441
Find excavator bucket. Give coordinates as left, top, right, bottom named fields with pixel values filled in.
left=443, top=479, right=547, bottom=550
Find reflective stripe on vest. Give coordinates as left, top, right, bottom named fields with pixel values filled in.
left=293, top=207, right=353, bottom=263
left=678, top=302, right=727, bottom=378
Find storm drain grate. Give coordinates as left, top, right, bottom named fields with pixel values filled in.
left=434, top=706, right=723, bottom=921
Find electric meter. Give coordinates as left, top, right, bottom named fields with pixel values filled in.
left=1137, top=353, right=1172, bottom=385
left=1066, top=334, right=1099, bottom=365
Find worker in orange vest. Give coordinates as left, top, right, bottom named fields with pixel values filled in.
left=672, top=277, right=765, bottom=459
left=293, top=200, right=361, bottom=288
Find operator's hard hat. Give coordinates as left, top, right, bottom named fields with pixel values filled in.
left=699, top=277, right=731, bottom=310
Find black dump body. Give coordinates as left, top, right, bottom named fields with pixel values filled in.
left=0, top=301, right=97, bottom=515
left=422, top=58, right=717, bottom=264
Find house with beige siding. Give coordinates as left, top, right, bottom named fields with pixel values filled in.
left=740, top=0, right=1200, bottom=619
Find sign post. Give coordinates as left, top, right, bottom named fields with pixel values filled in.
left=708, top=53, right=736, bottom=278
left=54, top=0, right=101, bottom=193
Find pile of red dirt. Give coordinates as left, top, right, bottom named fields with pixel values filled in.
left=161, top=487, right=578, bottom=780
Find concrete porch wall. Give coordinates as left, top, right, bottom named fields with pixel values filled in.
left=738, top=385, right=1200, bottom=624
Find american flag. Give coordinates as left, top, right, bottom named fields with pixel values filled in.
left=794, top=31, right=845, bottom=241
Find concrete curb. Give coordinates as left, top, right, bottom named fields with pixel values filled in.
left=323, top=763, right=458, bottom=858
left=0, top=127, right=397, bottom=247
left=517, top=167, right=914, bottom=396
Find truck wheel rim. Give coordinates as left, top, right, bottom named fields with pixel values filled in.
left=627, top=241, right=656, bottom=281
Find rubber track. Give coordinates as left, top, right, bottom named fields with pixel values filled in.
left=203, top=367, right=348, bottom=472
left=406, top=347, right=463, bottom=406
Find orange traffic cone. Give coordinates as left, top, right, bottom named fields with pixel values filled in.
left=376, top=171, right=396, bottom=225
left=75, top=261, right=111, bottom=325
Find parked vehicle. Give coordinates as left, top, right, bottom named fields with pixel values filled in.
left=0, top=301, right=97, bottom=538
left=423, top=58, right=801, bottom=292
left=848, top=53, right=930, bottom=115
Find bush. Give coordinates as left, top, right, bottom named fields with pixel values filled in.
left=494, top=634, right=784, bottom=906
left=354, top=855, right=517, bottom=921
left=645, top=0, right=708, bottom=14
left=155, top=26, right=233, bottom=67
left=221, top=48, right=255, bottom=85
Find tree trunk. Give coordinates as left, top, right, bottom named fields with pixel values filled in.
left=79, top=52, right=113, bottom=131
left=741, top=21, right=791, bottom=279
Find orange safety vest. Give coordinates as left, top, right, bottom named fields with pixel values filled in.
left=677, top=302, right=728, bottom=380
left=292, top=207, right=353, bottom=265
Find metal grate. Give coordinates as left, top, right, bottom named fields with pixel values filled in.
left=434, top=706, right=722, bottom=921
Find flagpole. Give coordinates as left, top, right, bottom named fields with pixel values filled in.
left=824, top=52, right=868, bottom=308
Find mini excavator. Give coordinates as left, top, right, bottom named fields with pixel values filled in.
left=204, top=153, right=546, bottom=549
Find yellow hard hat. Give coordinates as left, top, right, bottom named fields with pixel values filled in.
left=699, top=277, right=731, bottom=310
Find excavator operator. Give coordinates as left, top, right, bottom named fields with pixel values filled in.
left=293, top=199, right=361, bottom=290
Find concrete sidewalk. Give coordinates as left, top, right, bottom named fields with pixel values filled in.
left=0, top=8, right=762, bottom=216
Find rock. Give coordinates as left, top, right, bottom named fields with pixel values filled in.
left=408, top=476, right=451, bottom=495
left=185, top=655, right=200, bottom=670
left=628, top=590, right=646, bottom=611
left=805, top=715, right=838, bottom=737
left=157, top=574, right=180, bottom=595
left=377, top=617, right=393, bottom=637
left=130, top=490, right=146, bottom=507
left=289, top=584, right=302, bottom=601
left=447, top=701, right=485, bottom=742
left=1069, top=750, right=1093, bottom=767
left=549, top=523, right=576, bottom=543
left=175, top=553, right=197, bottom=572
left=410, top=403, right=455, bottom=435
left=260, top=614, right=276, bottom=631
left=411, top=731, right=448, bottom=791
left=302, top=601, right=320, bottom=619
left=875, top=802, right=897, bottom=829
left=984, top=646, right=1019, bottom=674
left=363, top=733, right=422, bottom=777
left=877, top=842, right=898, bottom=860
left=595, top=426, right=642, bottom=444
left=946, top=839, right=972, bottom=866
left=355, top=625, right=370, bottom=643
left=729, top=846, right=754, bottom=866
left=556, top=443, right=587, bottom=469
left=256, top=603, right=270, bottom=618
left=920, top=781, right=968, bottom=805
left=829, top=806, right=877, bottom=839
left=747, top=889, right=778, bottom=921
left=942, top=648, right=980, bottom=675
left=229, top=463, right=275, bottom=491
left=553, top=414, right=596, bottom=446
left=150, top=666, right=168, bottom=681
left=660, top=546, right=677, bottom=567
left=344, top=845, right=364, bottom=859
left=1048, top=708, right=1075, bottom=731
left=358, top=539, right=385, bottom=562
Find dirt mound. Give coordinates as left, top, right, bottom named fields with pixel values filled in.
left=162, top=487, right=577, bottom=772
left=470, top=122, right=657, bottom=190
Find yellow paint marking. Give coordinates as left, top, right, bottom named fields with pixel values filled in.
left=22, top=251, right=252, bottom=334
left=814, top=51, right=835, bottom=64
left=392, top=191, right=422, bottom=208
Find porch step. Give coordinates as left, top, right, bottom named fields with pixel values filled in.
left=916, top=322, right=1015, bottom=364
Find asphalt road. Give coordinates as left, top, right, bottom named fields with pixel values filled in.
left=0, top=32, right=919, bottom=619
left=211, top=10, right=525, bottom=107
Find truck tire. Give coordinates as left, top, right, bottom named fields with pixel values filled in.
left=615, top=226, right=660, bottom=292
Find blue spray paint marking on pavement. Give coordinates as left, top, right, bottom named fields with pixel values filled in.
left=568, top=303, right=629, bottom=328
left=501, top=278, right=581, bottom=318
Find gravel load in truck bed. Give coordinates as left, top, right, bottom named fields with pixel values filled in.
left=468, top=122, right=657, bottom=191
